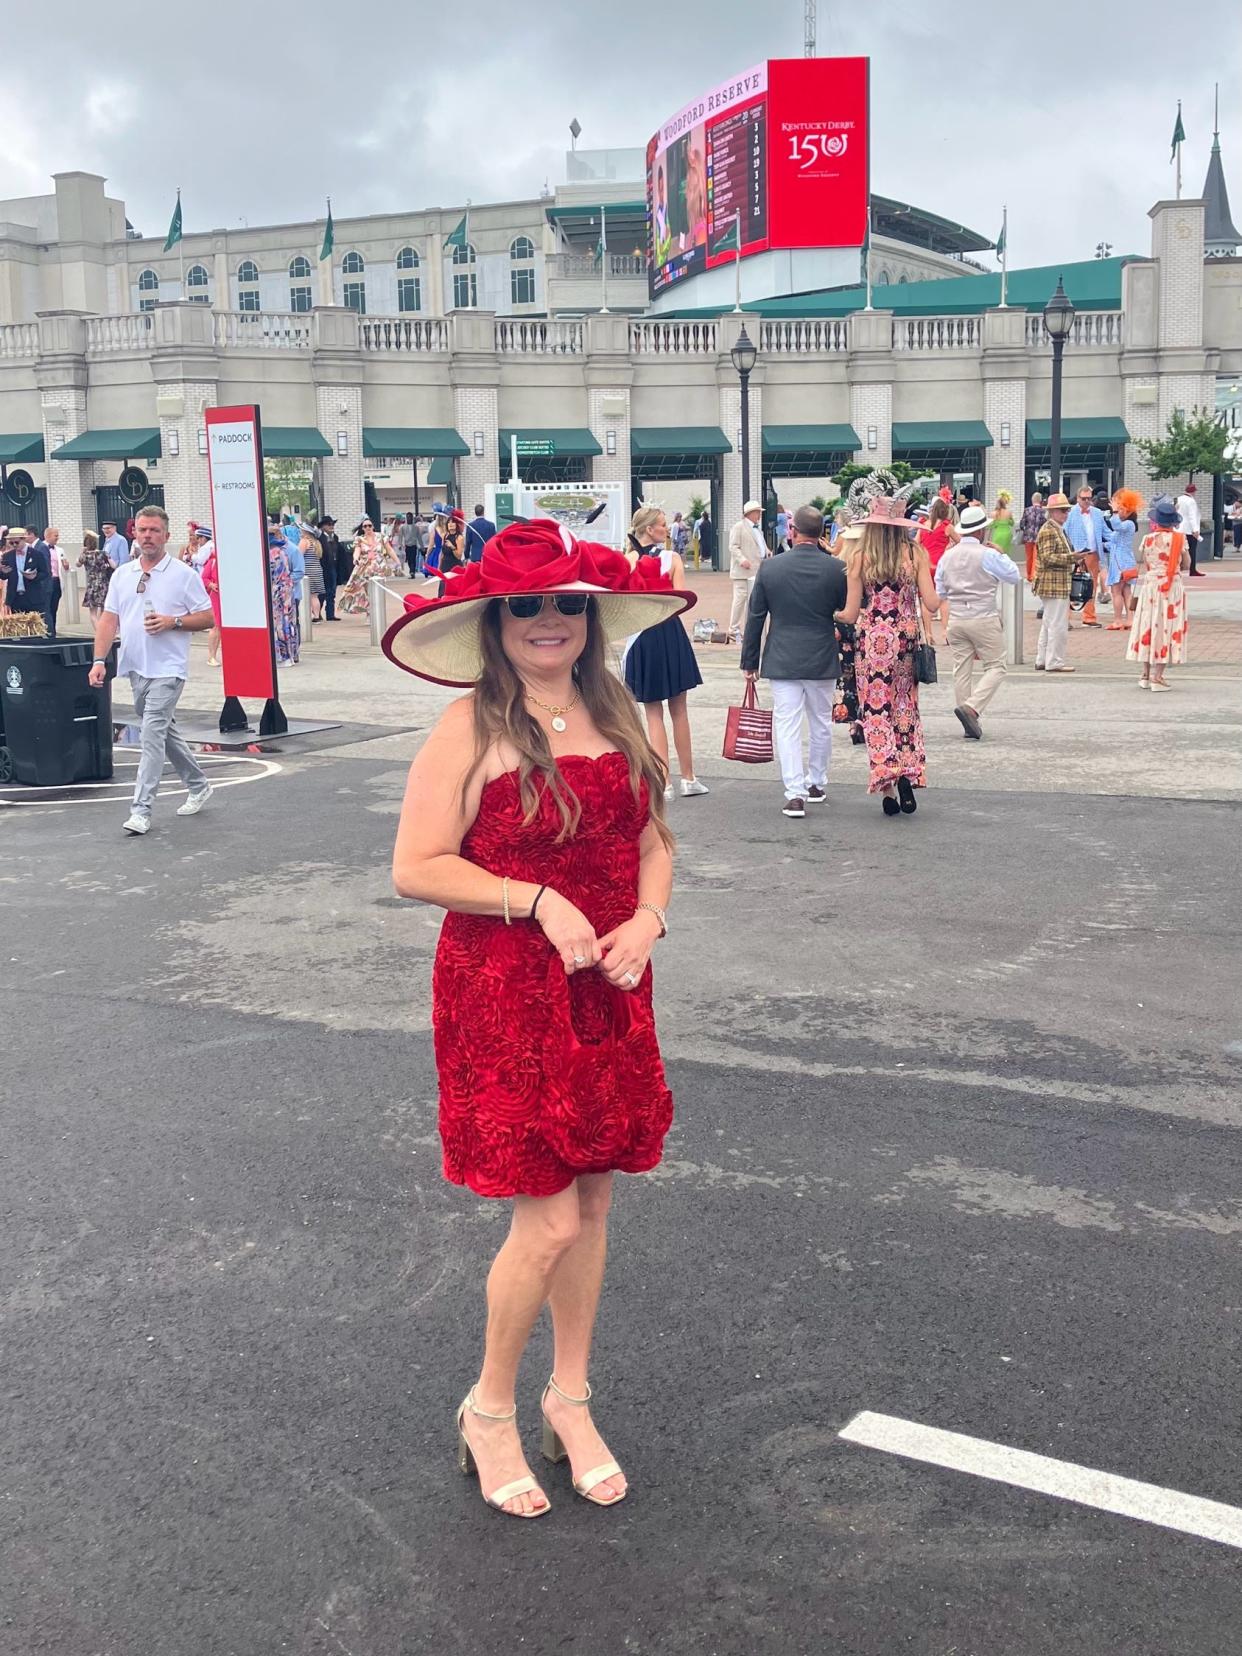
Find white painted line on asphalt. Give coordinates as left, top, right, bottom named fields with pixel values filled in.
left=838, top=1411, right=1242, bottom=1552
left=0, top=756, right=282, bottom=808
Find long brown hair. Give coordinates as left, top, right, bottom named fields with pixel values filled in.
left=857, top=522, right=916, bottom=586
left=467, top=598, right=673, bottom=849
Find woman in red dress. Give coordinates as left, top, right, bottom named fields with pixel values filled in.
left=388, top=520, right=692, bottom=1519
left=914, top=496, right=958, bottom=647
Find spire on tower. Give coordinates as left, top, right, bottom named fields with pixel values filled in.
left=1203, top=82, right=1241, bottom=256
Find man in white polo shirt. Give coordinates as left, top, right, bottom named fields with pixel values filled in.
left=88, top=504, right=216, bottom=835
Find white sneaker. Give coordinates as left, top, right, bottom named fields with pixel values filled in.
left=123, top=812, right=150, bottom=835
left=663, top=782, right=675, bottom=802
left=176, top=783, right=214, bottom=817
left=680, top=778, right=709, bottom=797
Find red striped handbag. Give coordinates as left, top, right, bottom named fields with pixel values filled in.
left=722, top=679, right=774, bottom=764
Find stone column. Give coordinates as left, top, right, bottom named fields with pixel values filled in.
left=148, top=302, right=220, bottom=534
left=585, top=314, right=634, bottom=490
left=715, top=315, right=764, bottom=528
left=981, top=309, right=1028, bottom=507
left=847, top=310, right=894, bottom=467
left=35, top=311, right=94, bottom=543
left=310, top=306, right=364, bottom=527
left=1150, top=197, right=1216, bottom=430
left=449, top=311, right=500, bottom=510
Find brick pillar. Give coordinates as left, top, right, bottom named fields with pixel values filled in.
left=315, top=383, right=363, bottom=526
left=35, top=312, right=93, bottom=541
left=453, top=384, right=498, bottom=510
left=718, top=376, right=763, bottom=527
left=980, top=310, right=1028, bottom=508
left=155, top=381, right=216, bottom=535
left=848, top=310, right=894, bottom=469
left=849, top=381, right=892, bottom=467
left=587, top=386, right=631, bottom=486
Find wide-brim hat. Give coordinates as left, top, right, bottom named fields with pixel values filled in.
left=1149, top=495, right=1181, bottom=527
left=1045, top=493, right=1072, bottom=510
left=382, top=518, right=696, bottom=685
left=958, top=505, right=990, bottom=535
left=857, top=495, right=920, bottom=529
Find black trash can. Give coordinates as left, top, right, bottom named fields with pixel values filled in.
left=0, top=635, right=116, bottom=786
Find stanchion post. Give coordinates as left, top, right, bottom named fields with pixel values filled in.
left=298, top=581, right=313, bottom=647
left=1002, top=579, right=1024, bottom=665
left=368, top=578, right=385, bottom=648
left=63, top=563, right=82, bottom=628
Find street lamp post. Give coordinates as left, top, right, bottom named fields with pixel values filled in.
left=730, top=323, right=758, bottom=512
left=1043, top=276, right=1076, bottom=497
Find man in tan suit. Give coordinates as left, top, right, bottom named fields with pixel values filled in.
left=728, top=500, right=765, bottom=641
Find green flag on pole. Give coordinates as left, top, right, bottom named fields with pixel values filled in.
left=711, top=216, right=741, bottom=256
left=1170, top=103, right=1186, bottom=160
left=319, top=200, right=334, bottom=261
left=163, top=190, right=182, bottom=252
left=445, top=211, right=469, bottom=251
left=995, top=218, right=1006, bottom=260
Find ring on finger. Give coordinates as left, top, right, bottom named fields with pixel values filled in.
left=572, top=954, right=587, bottom=967
left=622, top=970, right=638, bottom=986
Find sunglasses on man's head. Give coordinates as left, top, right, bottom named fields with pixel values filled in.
left=505, top=594, right=590, bottom=619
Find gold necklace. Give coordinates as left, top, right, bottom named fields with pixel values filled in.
left=526, top=689, right=581, bottom=733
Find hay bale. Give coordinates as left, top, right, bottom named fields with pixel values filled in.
left=0, top=612, right=48, bottom=639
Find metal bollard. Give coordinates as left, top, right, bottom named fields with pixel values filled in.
left=1001, top=578, right=1024, bottom=666
left=299, top=581, right=313, bottom=645
left=368, top=578, right=386, bottom=648
left=62, top=563, right=82, bottom=628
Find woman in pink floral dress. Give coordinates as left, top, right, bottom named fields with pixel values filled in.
left=838, top=495, right=941, bottom=816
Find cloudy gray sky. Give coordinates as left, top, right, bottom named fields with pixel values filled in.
left=4, top=0, right=1239, bottom=269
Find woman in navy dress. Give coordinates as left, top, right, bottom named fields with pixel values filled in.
left=622, top=505, right=707, bottom=801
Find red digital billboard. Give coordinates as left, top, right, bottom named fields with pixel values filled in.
left=646, top=56, right=869, bottom=299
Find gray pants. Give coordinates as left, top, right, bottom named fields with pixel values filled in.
left=129, top=673, right=207, bottom=814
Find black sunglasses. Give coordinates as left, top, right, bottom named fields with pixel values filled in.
left=505, top=594, right=590, bottom=619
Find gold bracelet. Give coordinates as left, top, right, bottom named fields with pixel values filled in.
left=502, top=876, right=511, bottom=926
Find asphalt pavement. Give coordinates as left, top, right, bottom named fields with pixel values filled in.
left=2, top=706, right=1241, bottom=1655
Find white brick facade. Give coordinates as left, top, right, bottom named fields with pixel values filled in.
left=40, top=387, right=94, bottom=545
left=315, top=383, right=364, bottom=527
left=587, top=387, right=631, bottom=487
left=156, top=378, right=216, bottom=537
left=718, top=379, right=762, bottom=527
left=850, top=380, right=892, bottom=466
left=453, top=384, right=497, bottom=511
left=983, top=379, right=1026, bottom=507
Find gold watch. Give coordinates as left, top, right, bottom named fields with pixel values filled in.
left=636, top=902, right=667, bottom=937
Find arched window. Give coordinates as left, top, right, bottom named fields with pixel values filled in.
left=897, top=273, right=909, bottom=285
left=509, top=236, right=535, bottom=261
left=342, top=250, right=365, bottom=274
left=187, top=263, right=209, bottom=288
left=396, top=246, right=419, bottom=270
left=452, top=242, right=476, bottom=308
left=137, top=268, right=159, bottom=311
left=237, top=260, right=259, bottom=284
left=509, top=235, right=536, bottom=305
left=876, top=268, right=891, bottom=286
left=289, top=255, right=311, bottom=279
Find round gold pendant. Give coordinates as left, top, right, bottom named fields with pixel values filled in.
left=551, top=716, right=567, bottom=733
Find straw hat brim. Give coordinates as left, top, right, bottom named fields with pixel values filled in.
left=382, top=580, right=696, bottom=685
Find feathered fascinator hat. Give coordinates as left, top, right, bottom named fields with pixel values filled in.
left=842, top=468, right=939, bottom=528
left=1112, top=487, right=1145, bottom=518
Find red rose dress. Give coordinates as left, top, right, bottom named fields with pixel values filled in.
left=433, top=751, right=674, bottom=1198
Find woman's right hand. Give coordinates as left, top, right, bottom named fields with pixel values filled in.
left=535, top=888, right=602, bottom=974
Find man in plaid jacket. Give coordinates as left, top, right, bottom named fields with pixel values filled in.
left=1032, top=494, right=1079, bottom=673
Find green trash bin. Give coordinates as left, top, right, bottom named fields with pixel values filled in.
left=0, top=635, right=116, bottom=786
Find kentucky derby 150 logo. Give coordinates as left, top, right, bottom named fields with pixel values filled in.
left=787, top=131, right=849, bottom=168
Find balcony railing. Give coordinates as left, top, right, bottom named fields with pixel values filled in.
left=553, top=253, right=646, bottom=278
left=0, top=321, right=39, bottom=359
left=84, top=314, right=153, bottom=353
left=214, top=311, right=310, bottom=350
left=892, top=315, right=982, bottom=352
left=760, top=318, right=849, bottom=354
left=1024, top=311, right=1124, bottom=348
left=495, top=319, right=585, bottom=354
left=629, top=319, right=718, bottom=355
left=360, top=316, right=449, bottom=352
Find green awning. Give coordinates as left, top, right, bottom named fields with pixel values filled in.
left=545, top=201, right=647, bottom=222
left=762, top=424, right=860, bottom=454
left=499, top=428, right=602, bottom=458
left=51, top=427, right=161, bottom=461
left=427, top=457, right=456, bottom=487
left=1025, top=418, right=1129, bottom=444
left=893, top=421, right=994, bottom=449
left=0, top=433, right=44, bottom=464
left=262, top=426, right=332, bottom=458
left=363, top=427, right=469, bottom=459
left=630, top=427, right=731, bottom=457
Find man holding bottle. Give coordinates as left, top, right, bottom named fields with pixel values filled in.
left=88, top=505, right=216, bottom=835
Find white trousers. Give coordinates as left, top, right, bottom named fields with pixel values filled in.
left=771, top=678, right=835, bottom=800
left=729, top=579, right=750, bottom=639
left=1035, top=597, right=1070, bottom=671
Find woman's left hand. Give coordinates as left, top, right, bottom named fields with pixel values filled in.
left=597, top=911, right=662, bottom=991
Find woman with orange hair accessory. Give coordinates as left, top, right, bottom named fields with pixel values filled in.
left=1104, top=489, right=1143, bottom=629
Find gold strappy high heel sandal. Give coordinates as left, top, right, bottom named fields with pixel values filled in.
left=456, top=1388, right=550, bottom=1518
left=540, top=1376, right=627, bottom=1507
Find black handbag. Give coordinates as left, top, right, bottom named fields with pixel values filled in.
left=1069, top=567, right=1094, bottom=608
left=911, top=576, right=938, bottom=685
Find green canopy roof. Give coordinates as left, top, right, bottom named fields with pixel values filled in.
left=630, top=426, right=731, bottom=457
left=0, top=433, right=44, bottom=464
left=1026, top=417, right=1129, bottom=444
left=762, top=424, right=860, bottom=454
left=893, top=421, right=994, bottom=450
left=499, top=428, right=602, bottom=458
left=668, top=255, right=1137, bottom=321
left=427, top=457, right=456, bottom=487
left=363, top=427, right=469, bottom=459
left=262, top=426, right=332, bottom=458
left=51, top=427, right=161, bottom=461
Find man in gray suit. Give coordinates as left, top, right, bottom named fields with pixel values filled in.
left=740, top=505, right=848, bottom=818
